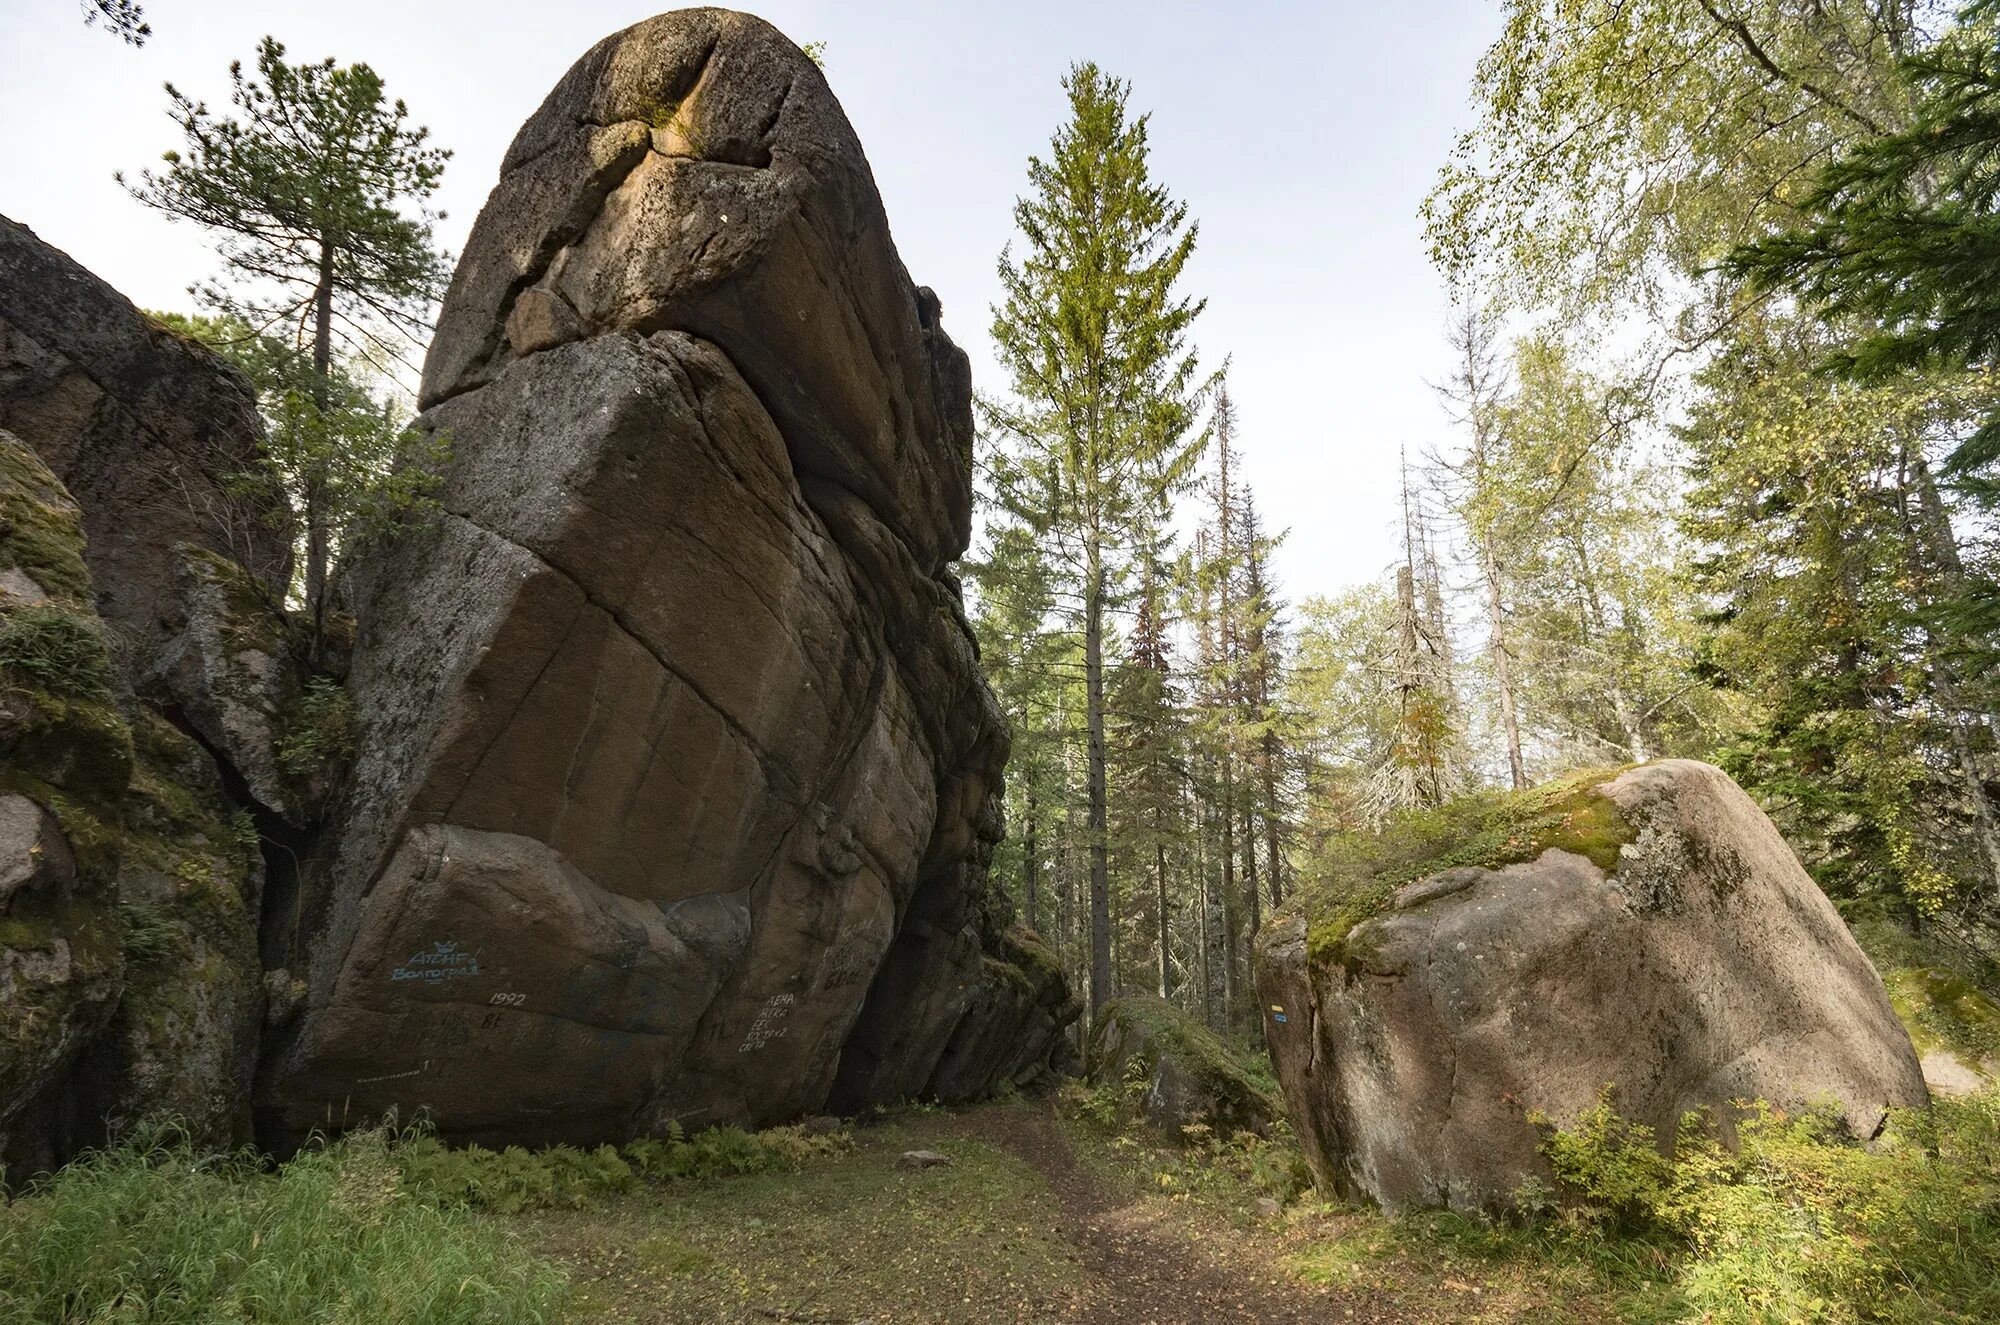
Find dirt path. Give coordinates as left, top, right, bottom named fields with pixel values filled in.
left=950, top=1105, right=1397, bottom=1325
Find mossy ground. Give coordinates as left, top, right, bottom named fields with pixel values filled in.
left=1294, top=767, right=1637, bottom=967
left=1853, top=914, right=2000, bottom=1078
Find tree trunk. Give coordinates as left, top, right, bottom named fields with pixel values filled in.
left=1023, top=780, right=1040, bottom=933
left=1195, top=787, right=1214, bottom=1026
left=1084, top=538, right=1112, bottom=1014
left=1483, top=544, right=1528, bottom=789
left=1573, top=535, right=1647, bottom=761
left=1219, top=757, right=1238, bottom=1022
left=305, top=241, right=336, bottom=662
left=1905, top=451, right=2000, bottom=901
left=1155, top=835, right=1171, bottom=1000
left=1242, top=803, right=1261, bottom=948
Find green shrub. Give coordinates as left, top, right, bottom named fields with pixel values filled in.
left=1531, top=1087, right=2000, bottom=1324
left=274, top=676, right=355, bottom=782
left=0, top=1125, right=566, bottom=1324
left=0, top=605, right=113, bottom=700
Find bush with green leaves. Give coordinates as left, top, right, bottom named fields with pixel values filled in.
left=1530, top=1086, right=2000, bottom=1324
left=0, top=1125, right=566, bottom=1324
left=273, top=675, right=356, bottom=784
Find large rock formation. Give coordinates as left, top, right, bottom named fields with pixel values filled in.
left=256, top=8, right=1072, bottom=1147
left=0, top=429, right=264, bottom=1174
left=0, top=216, right=291, bottom=677
left=1257, top=760, right=1928, bottom=1214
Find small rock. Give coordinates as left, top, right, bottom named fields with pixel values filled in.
left=898, top=1149, right=952, bottom=1169
left=1255, top=1197, right=1282, bottom=1219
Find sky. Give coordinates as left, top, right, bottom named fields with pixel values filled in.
left=0, top=0, right=1505, bottom=605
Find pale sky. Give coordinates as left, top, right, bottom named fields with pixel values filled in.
left=0, top=0, right=1504, bottom=604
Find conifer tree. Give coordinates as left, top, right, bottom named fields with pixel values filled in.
left=986, top=63, right=1209, bottom=1015
left=124, top=38, right=451, bottom=650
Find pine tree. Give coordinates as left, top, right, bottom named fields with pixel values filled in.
left=986, top=63, right=1209, bottom=1017
left=123, top=37, right=451, bottom=650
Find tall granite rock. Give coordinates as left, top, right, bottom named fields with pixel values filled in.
left=1257, top=761, right=1929, bottom=1214
left=258, top=8, right=1073, bottom=1146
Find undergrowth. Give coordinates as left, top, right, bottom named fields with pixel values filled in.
left=1524, top=1085, right=2000, bottom=1323
left=399, top=1121, right=852, bottom=1214
left=0, top=604, right=114, bottom=700
left=0, top=1125, right=565, bottom=1324
left=0, top=1118, right=855, bottom=1321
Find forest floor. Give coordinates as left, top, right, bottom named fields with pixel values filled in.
left=517, top=1096, right=1647, bottom=1324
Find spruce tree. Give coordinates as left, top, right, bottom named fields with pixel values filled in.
left=987, top=63, right=1209, bottom=1016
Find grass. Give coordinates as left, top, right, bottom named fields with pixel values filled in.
left=0, top=605, right=113, bottom=701
left=0, top=1126, right=566, bottom=1324
left=525, top=1111, right=1084, bottom=1324
left=1293, top=766, right=1636, bottom=967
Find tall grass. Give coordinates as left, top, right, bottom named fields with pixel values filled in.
left=0, top=1125, right=565, bottom=1324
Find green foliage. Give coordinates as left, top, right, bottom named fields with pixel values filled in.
left=274, top=675, right=355, bottom=783
left=155, top=312, right=452, bottom=613
left=398, top=1121, right=852, bottom=1214
left=800, top=39, right=826, bottom=68
left=124, top=38, right=451, bottom=641
left=0, top=605, right=114, bottom=701
left=1529, top=1087, right=2000, bottom=1323
left=81, top=0, right=149, bottom=45
left=122, top=39, right=450, bottom=353
left=0, top=1126, right=566, bottom=1324
left=115, top=897, right=183, bottom=965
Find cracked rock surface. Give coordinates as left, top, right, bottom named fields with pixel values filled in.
left=258, top=8, right=1074, bottom=1147
left=1256, top=759, right=1929, bottom=1214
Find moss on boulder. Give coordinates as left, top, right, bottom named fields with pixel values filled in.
left=1089, top=995, right=1279, bottom=1139
left=1292, top=767, right=1636, bottom=969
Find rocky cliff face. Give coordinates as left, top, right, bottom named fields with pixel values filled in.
left=0, top=219, right=298, bottom=1180
left=1257, top=761, right=1929, bottom=1214
left=0, top=217, right=292, bottom=678
left=0, top=8, right=1073, bottom=1174
left=256, top=8, right=1073, bottom=1146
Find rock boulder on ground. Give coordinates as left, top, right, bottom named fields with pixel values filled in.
left=258, top=8, right=1071, bottom=1147
left=1256, top=760, right=1929, bottom=1213
left=1089, top=996, right=1278, bottom=1139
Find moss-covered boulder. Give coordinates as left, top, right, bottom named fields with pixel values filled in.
left=72, top=711, right=262, bottom=1150
left=1256, top=760, right=1928, bottom=1214
left=1089, top=996, right=1278, bottom=1138
left=0, top=430, right=264, bottom=1171
left=0, top=430, right=128, bottom=1166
